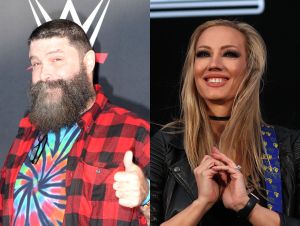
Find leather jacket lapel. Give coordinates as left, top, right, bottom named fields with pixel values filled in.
left=169, top=155, right=198, bottom=200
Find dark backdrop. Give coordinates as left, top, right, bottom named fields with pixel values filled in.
left=151, top=1, right=300, bottom=136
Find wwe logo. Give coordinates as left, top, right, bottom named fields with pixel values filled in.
left=28, top=0, right=110, bottom=63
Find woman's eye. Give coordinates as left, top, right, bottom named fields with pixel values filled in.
left=196, top=51, right=210, bottom=58
left=53, top=58, right=62, bottom=62
left=223, top=51, right=240, bottom=58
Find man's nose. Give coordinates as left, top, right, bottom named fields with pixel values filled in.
left=39, top=63, right=54, bottom=81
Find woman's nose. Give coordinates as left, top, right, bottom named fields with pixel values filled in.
left=208, top=55, right=223, bottom=71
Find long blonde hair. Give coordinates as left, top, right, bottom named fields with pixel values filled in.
left=180, top=19, right=267, bottom=190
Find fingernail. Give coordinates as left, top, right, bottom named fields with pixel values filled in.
left=214, top=147, right=221, bottom=152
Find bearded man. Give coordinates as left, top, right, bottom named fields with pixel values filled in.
left=0, top=19, right=149, bottom=226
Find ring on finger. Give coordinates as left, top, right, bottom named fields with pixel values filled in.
left=234, top=164, right=242, bottom=171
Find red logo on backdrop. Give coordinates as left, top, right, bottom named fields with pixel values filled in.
left=28, top=0, right=110, bottom=64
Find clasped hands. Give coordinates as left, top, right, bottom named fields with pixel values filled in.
left=194, top=147, right=249, bottom=212
left=113, top=150, right=149, bottom=208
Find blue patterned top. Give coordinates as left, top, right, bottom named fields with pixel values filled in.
left=261, top=125, right=283, bottom=213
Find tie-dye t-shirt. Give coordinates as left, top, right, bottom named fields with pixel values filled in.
left=13, top=124, right=81, bottom=226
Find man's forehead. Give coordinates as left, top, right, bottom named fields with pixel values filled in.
left=29, top=37, right=75, bottom=57
left=29, top=49, right=65, bottom=60
left=30, top=36, right=71, bottom=46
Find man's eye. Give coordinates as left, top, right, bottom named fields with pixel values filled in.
left=31, top=63, right=41, bottom=68
left=196, top=51, right=210, bottom=58
left=53, top=58, right=62, bottom=62
left=223, top=51, right=240, bottom=58
left=27, top=62, right=41, bottom=71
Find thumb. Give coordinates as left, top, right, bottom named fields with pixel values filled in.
left=123, top=150, right=136, bottom=171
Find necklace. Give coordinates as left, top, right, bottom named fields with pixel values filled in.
left=209, top=115, right=230, bottom=121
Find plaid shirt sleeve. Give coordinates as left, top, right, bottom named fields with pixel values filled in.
left=0, top=116, right=37, bottom=226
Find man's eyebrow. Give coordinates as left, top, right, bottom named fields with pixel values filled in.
left=46, top=49, right=64, bottom=55
left=29, top=49, right=64, bottom=61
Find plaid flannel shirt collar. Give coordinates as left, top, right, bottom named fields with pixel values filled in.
left=77, top=84, right=108, bottom=132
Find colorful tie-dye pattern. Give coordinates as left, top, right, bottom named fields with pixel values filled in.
left=13, top=124, right=81, bottom=226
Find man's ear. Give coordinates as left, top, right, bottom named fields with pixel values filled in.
left=83, top=50, right=95, bottom=74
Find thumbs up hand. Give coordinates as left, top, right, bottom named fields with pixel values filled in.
left=113, top=151, right=149, bottom=208
left=123, top=150, right=138, bottom=172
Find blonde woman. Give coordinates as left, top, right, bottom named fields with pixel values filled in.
left=151, top=20, right=300, bottom=226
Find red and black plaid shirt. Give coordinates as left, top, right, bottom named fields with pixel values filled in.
left=0, top=85, right=149, bottom=226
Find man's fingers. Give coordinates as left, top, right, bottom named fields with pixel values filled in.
left=118, top=198, right=139, bottom=208
left=114, top=172, right=127, bottom=182
left=113, top=181, right=138, bottom=191
left=114, top=171, right=137, bottom=182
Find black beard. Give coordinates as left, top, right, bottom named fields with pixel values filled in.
left=29, top=68, right=95, bottom=134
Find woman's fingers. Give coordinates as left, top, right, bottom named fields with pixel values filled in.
left=197, top=153, right=229, bottom=185
left=200, top=155, right=226, bottom=169
left=211, top=147, right=237, bottom=168
left=211, top=165, right=242, bottom=178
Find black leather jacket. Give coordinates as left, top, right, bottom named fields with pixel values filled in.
left=151, top=126, right=300, bottom=226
